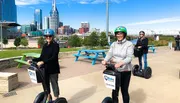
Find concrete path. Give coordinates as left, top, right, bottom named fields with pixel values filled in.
left=1, top=47, right=180, bottom=103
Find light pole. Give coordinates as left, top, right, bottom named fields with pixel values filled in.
left=1, top=21, right=3, bottom=50
left=106, top=0, right=110, bottom=45
left=0, top=0, right=3, bottom=50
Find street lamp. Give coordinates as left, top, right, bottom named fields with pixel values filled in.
left=106, top=0, right=110, bottom=45
left=1, top=21, right=3, bottom=50
left=0, top=0, right=3, bottom=50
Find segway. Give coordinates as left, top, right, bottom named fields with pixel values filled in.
left=132, top=47, right=152, bottom=79
left=28, top=62, right=68, bottom=103
left=102, top=64, right=121, bottom=103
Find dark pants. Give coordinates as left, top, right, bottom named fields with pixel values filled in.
left=43, top=73, right=60, bottom=97
left=112, top=71, right=131, bottom=103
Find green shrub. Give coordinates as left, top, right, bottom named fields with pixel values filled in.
left=37, top=37, right=45, bottom=48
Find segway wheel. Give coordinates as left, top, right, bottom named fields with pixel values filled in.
left=54, top=97, right=68, bottom=103
left=102, top=97, right=113, bottom=103
left=33, top=92, right=45, bottom=103
left=144, top=67, right=152, bottom=79
left=132, top=65, right=139, bottom=76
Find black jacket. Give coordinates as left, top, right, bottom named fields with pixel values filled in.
left=135, top=37, right=148, bottom=54
left=33, top=41, right=60, bottom=74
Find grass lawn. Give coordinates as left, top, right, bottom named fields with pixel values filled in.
left=0, top=48, right=81, bottom=59
left=0, top=46, right=109, bottom=59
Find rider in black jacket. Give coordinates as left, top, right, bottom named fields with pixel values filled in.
left=135, top=31, right=148, bottom=70
left=28, top=29, right=60, bottom=102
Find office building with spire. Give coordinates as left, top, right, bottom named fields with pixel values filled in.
left=49, top=0, right=59, bottom=34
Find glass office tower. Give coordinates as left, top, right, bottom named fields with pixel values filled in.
left=0, top=0, right=17, bottom=22
left=34, top=9, right=42, bottom=30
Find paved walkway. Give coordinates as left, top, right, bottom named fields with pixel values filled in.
left=1, top=47, right=180, bottom=103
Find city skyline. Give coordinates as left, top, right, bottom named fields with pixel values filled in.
left=15, top=0, right=180, bottom=34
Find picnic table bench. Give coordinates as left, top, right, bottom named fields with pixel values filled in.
left=14, top=53, right=41, bottom=68
left=14, top=53, right=61, bottom=68
left=148, top=45, right=156, bottom=53
left=73, top=49, right=107, bottom=65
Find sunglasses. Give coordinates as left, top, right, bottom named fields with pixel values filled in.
left=139, top=33, right=144, bottom=35
left=115, top=32, right=124, bottom=35
left=44, top=35, right=52, bottom=38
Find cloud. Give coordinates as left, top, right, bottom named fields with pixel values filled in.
left=15, top=0, right=126, bottom=5
left=15, top=0, right=49, bottom=5
left=79, top=1, right=89, bottom=4
left=56, top=2, right=66, bottom=4
left=91, top=0, right=104, bottom=4
left=126, top=17, right=180, bottom=26
left=90, top=0, right=127, bottom=4
left=29, top=6, right=35, bottom=9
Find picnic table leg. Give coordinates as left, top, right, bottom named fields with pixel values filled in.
left=85, top=51, right=91, bottom=60
left=102, top=52, right=106, bottom=58
left=17, top=55, right=26, bottom=68
left=75, top=51, right=81, bottom=61
left=92, top=53, right=99, bottom=65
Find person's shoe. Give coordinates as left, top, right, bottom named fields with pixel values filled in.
left=46, top=99, right=52, bottom=103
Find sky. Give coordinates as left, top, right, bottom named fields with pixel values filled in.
left=15, top=0, right=180, bottom=34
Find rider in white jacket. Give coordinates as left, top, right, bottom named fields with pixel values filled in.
left=102, top=26, right=134, bottom=103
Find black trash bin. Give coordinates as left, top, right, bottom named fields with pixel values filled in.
left=174, top=35, right=180, bottom=51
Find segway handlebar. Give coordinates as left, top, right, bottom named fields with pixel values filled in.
left=29, top=61, right=38, bottom=67
left=29, top=61, right=44, bottom=69
left=105, top=63, right=116, bottom=71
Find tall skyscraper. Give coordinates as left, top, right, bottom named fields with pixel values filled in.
left=49, top=0, right=59, bottom=34
left=0, top=0, right=17, bottom=22
left=44, top=16, right=49, bottom=29
left=34, top=9, right=42, bottom=30
left=0, top=0, right=2, bottom=21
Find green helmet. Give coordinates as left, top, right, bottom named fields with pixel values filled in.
left=114, top=26, right=127, bottom=34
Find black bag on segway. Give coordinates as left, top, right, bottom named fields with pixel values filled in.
left=28, top=63, right=44, bottom=83
left=103, top=64, right=121, bottom=90
left=134, top=47, right=143, bottom=57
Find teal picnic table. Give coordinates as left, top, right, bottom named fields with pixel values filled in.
left=73, top=49, right=107, bottom=65
left=14, top=53, right=40, bottom=68
left=148, top=45, right=156, bottom=53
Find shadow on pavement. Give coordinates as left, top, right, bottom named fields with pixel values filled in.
left=68, top=86, right=97, bottom=103
left=130, top=88, right=146, bottom=103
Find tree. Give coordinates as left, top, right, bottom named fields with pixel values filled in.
left=82, top=37, right=89, bottom=46
left=37, top=36, right=45, bottom=48
left=20, top=38, right=28, bottom=47
left=3, top=38, right=8, bottom=48
left=68, top=35, right=82, bottom=47
left=14, top=37, right=21, bottom=48
left=99, top=32, right=108, bottom=47
left=88, top=32, right=99, bottom=47
left=110, top=35, right=117, bottom=42
left=126, top=36, right=131, bottom=40
left=61, top=37, right=69, bottom=40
